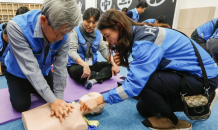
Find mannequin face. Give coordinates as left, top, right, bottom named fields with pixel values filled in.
left=79, top=92, right=105, bottom=115
left=100, top=28, right=119, bottom=46
left=83, top=16, right=98, bottom=33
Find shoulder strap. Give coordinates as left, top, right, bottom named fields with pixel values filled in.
left=171, top=29, right=210, bottom=93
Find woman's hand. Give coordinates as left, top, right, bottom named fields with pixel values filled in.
left=50, top=99, right=74, bottom=122
left=113, top=53, right=121, bottom=66
left=79, top=95, right=105, bottom=113
left=111, top=64, right=120, bottom=76
left=113, top=53, right=129, bottom=68
left=81, top=65, right=91, bottom=81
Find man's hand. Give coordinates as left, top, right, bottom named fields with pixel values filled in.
left=50, top=99, right=74, bottom=122
left=81, top=65, right=91, bottom=81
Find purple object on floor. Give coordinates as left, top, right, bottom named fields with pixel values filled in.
left=0, top=89, right=46, bottom=125
left=0, top=74, right=123, bottom=125
left=63, top=74, right=123, bottom=101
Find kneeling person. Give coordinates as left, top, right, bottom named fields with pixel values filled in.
left=68, top=8, right=120, bottom=89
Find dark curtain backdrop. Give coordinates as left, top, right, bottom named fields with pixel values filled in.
left=77, top=0, right=86, bottom=13
left=97, top=0, right=139, bottom=14
left=97, top=0, right=177, bottom=27
left=138, top=0, right=177, bottom=27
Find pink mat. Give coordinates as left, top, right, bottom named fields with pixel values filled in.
left=0, top=74, right=123, bottom=125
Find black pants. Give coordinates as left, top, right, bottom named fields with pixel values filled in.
left=1, top=63, right=7, bottom=75
left=136, top=70, right=218, bottom=123
left=67, top=62, right=112, bottom=83
left=4, top=70, right=53, bottom=112
left=191, top=29, right=211, bottom=55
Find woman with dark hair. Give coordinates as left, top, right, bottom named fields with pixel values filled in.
left=16, top=6, right=30, bottom=16
left=120, top=7, right=128, bottom=14
left=142, top=15, right=168, bottom=25
left=68, top=7, right=120, bottom=90
left=0, top=23, right=9, bottom=75
left=79, top=9, right=218, bottom=130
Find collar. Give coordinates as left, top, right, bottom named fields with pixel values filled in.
left=135, top=8, right=139, bottom=15
left=33, top=14, right=44, bottom=38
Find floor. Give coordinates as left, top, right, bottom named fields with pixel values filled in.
left=0, top=52, right=217, bottom=130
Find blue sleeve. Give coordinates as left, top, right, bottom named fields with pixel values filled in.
left=103, top=41, right=165, bottom=104
left=0, top=41, right=3, bottom=52
left=87, top=125, right=97, bottom=130
left=211, top=28, right=218, bottom=38
left=126, top=11, right=133, bottom=19
left=142, top=19, right=155, bottom=24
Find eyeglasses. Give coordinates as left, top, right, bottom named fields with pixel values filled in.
left=52, top=26, right=68, bottom=38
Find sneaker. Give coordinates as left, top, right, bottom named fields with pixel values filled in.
left=143, top=118, right=192, bottom=130
left=85, top=81, right=93, bottom=90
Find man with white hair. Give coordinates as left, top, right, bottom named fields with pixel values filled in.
left=4, top=0, right=81, bottom=121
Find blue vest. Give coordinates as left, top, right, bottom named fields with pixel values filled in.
left=68, top=26, right=101, bottom=66
left=129, top=9, right=139, bottom=22
left=0, top=31, right=10, bottom=63
left=197, top=18, right=218, bottom=41
left=0, top=23, right=4, bottom=31
left=142, top=19, right=156, bottom=24
left=5, top=10, right=68, bottom=78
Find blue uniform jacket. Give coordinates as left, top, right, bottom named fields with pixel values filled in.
left=197, top=18, right=218, bottom=41
left=103, top=25, right=218, bottom=104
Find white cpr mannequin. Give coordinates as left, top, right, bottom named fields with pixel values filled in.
left=22, top=92, right=105, bottom=130
left=79, top=92, right=105, bottom=115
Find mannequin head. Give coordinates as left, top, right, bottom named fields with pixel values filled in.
left=79, top=92, right=106, bottom=115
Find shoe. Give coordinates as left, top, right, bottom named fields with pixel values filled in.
left=85, top=81, right=93, bottom=90
left=142, top=118, right=192, bottom=130
left=209, top=89, right=218, bottom=110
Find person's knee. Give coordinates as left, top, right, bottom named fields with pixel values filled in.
left=68, top=65, right=83, bottom=78
left=136, top=99, right=152, bottom=117
left=11, top=100, right=31, bottom=112
left=106, top=64, right=113, bottom=77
